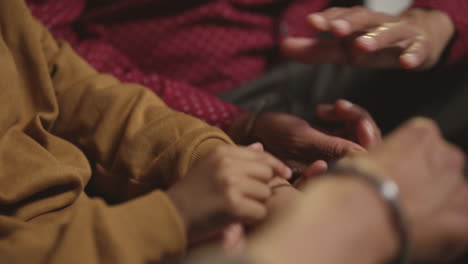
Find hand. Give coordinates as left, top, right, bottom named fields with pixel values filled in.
left=316, top=99, right=381, bottom=148
left=249, top=99, right=380, bottom=164
left=167, top=143, right=292, bottom=243
left=246, top=118, right=468, bottom=264
left=282, top=7, right=455, bottom=69
left=345, top=118, right=468, bottom=262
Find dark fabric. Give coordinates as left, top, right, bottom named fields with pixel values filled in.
left=220, top=62, right=468, bottom=152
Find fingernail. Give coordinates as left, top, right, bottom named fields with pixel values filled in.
left=308, top=14, right=327, bottom=30
left=338, top=99, right=353, bottom=109
left=400, top=53, right=418, bottom=68
left=248, top=142, right=264, bottom=151
left=357, top=35, right=377, bottom=51
left=331, top=19, right=350, bottom=35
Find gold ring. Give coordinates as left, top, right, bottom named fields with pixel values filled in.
left=406, top=34, right=426, bottom=54
left=365, top=21, right=402, bottom=38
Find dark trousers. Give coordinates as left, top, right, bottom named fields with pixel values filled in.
left=220, top=62, right=468, bottom=152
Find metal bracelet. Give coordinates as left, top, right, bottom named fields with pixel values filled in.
left=329, top=164, right=411, bottom=264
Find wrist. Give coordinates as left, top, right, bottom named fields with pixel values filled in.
left=248, top=176, right=399, bottom=264
left=315, top=176, right=400, bottom=264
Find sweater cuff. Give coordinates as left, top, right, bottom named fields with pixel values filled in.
left=189, top=138, right=231, bottom=169
left=411, top=0, right=468, bottom=65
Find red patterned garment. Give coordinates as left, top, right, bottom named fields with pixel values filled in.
left=27, top=0, right=468, bottom=130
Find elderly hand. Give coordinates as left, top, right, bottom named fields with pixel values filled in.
left=282, top=7, right=455, bottom=69
left=248, top=99, right=381, bottom=165
left=348, top=118, right=468, bottom=262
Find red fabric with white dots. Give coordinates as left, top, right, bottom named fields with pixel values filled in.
left=27, top=0, right=328, bottom=130
left=27, top=0, right=465, bottom=130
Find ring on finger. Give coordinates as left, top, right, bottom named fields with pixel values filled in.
left=364, top=21, right=402, bottom=38
left=406, top=34, right=426, bottom=54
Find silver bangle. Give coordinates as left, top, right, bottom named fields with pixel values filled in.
left=329, top=164, right=411, bottom=264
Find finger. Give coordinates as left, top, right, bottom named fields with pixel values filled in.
left=229, top=147, right=293, bottom=180
left=302, top=127, right=365, bottom=160
left=230, top=196, right=268, bottom=222
left=237, top=173, right=273, bottom=201
left=329, top=7, right=397, bottom=37
left=335, top=99, right=371, bottom=121
left=248, top=142, right=264, bottom=152
left=316, top=103, right=340, bottom=122
left=307, top=8, right=353, bottom=31
left=355, top=23, right=420, bottom=53
left=399, top=36, right=431, bottom=69
left=292, top=160, right=328, bottom=188
left=334, top=100, right=381, bottom=147
left=304, top=160, right=328, bottom=179
left=317, top=100, right=372, bottom=122
left=281, top=37, right=345, bottom=64
left=356, top=119, right=382, bottom=148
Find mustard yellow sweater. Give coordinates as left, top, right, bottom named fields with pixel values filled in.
left=0, top=1, right=232, bottom=263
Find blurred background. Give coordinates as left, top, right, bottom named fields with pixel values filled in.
left=366, top=0, right=412, bottom=14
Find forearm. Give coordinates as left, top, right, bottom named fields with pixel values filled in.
left=249, top=176, right=398, bottom=264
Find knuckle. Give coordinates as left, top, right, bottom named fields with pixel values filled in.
left=327, top=141, right=345, bottom=159
left=225, top=190, right=240, bottom=212
left=407, top=117, right=441, bottom=139
left=219, top=172, right=237, bottom=188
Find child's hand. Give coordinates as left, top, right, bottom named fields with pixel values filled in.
left=167, top=144, right=292, bottom=243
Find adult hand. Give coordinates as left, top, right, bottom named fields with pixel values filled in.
left=316, top=99, right=381, bottom=148
left=167, top=143, right=292, bottom=243
left=246, top=118, right=468, bottom=264
left=249, top=99, right=380, bottom=165
left=282, top=7, right=455, bottom=69
left=348, top=118, right=468, bottom=262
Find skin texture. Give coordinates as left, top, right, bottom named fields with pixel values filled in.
left=230, top=99, right=381, bottom=168
left=247, top=118, right=468, bottom=264
left=282, top=7, right=455, bottom=70
left=167, top=143, right=292, bottom=244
